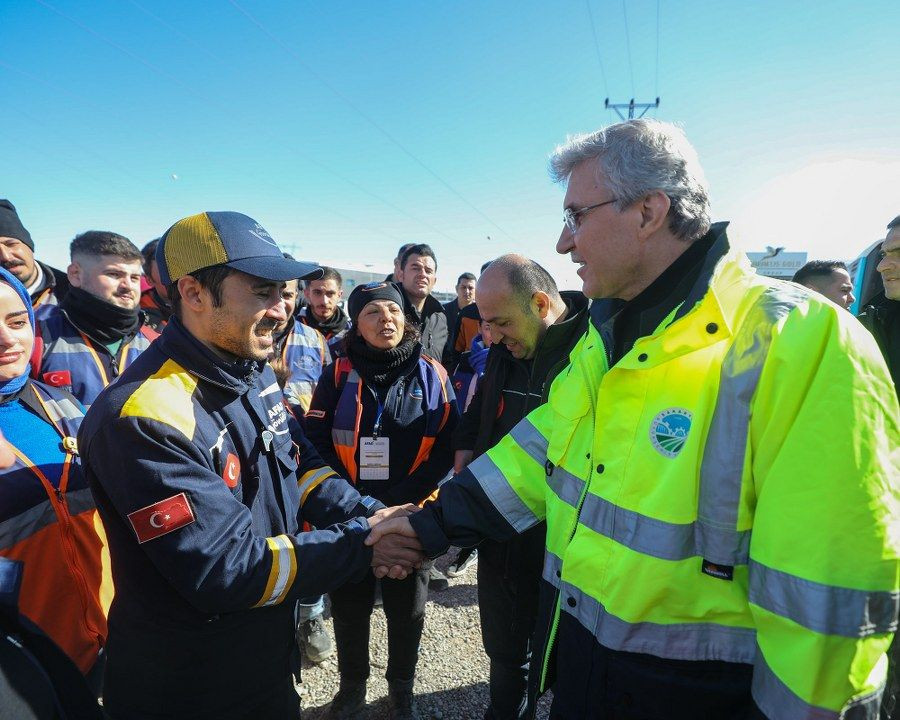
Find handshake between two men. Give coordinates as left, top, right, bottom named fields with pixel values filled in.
left=364, top=504, right=427, bottom=579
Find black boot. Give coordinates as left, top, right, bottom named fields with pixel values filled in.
left=325, top=678, right=366, bottom=720
left=387, top=678, right=418, bottom=720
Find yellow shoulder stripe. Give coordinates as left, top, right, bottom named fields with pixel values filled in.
left=120, top=358, right=198, bottom=439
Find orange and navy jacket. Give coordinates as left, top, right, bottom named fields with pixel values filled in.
left=30, top=261, right=70, bottom=319
left=305, top=351, right=459, bottom=507
left=139, top=287, right=171, bottom=332
left=77, top=316, right=381, bottom=719
left=272, top=317, right=331, bottom=416
left=298, top=305, right=350, bottom=358
left=0, top=380, right=111, bottom=675
left=33, top=305, right=158, bottom=408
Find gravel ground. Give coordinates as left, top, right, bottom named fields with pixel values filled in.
left=298, top=552, right=552, bottom=719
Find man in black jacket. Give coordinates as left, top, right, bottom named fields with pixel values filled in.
left=860, top=215, right=899, bottom=399
left=0, top=199, right=70, bottom=314
left=396, top=243, right=448, bottom=363
left=860, top=215, right=900, bottom=720
left=452, top=254, right=589, bottom=720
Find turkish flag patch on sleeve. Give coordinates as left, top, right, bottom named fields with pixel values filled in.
left=42, top=370, right=72, bottom=387
left=127, top=492, right=195, bottom=544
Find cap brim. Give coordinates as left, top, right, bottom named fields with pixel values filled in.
left=226, top=256, right=324, bottom=282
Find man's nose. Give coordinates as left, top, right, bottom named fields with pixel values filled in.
left=268, top=300, right=288, bottom=321
left=556, top=226, right=574, bottom=254
left=0, top=246, right=13, bottom=263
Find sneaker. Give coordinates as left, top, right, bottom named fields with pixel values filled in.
left=325, top=680, right=366, bottom=720
left=299, top=616, right=334, bottom=663
left=446, top=549, right=478, bottom=578
left=427, top=565, right=449, bottom=592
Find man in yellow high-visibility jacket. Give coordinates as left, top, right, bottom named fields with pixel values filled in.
left=368, top=119, right=900, bottom=720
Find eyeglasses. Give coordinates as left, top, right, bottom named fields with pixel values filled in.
left=563, top=198, right=618, bottom=233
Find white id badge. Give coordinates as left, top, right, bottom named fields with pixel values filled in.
left=359, top=437, right=390, bottom=480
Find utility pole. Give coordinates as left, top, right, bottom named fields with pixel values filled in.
left=605, top=97, right=660, bottom=120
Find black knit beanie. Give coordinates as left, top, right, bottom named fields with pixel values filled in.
left=347, top=281, right=405, bottom=324
left=0, top=200, right=34, bottom=250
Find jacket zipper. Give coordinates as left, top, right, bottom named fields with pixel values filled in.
left=538, top=344, right=604, bottom=691
left=51, top=472, right=100, bottom=641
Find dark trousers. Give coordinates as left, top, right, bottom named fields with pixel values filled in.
left=478, top=525, right=545, bottom=720
left=547, top=612, right=763, bottom=720
left=329, top=564, right=429, bottom=684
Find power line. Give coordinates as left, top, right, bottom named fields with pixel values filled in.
left=226, top=0, right=516, bottom=242
left=126, top=0, right=226, bottom=66
left=0, top=59, right=408, bottom=246
left=655, top=0, right=661, bottom=101
left=621, top=0, right=636, bottom=98
left=31, top=0, right=458, bottom=243
left=584, top=0, right=610, bottom=98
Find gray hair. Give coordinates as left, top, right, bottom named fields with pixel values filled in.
left=549, top=119, right=711, bottom=242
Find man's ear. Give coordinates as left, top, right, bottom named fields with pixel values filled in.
left=177, top=276, right=206, bottom=314
left=638, top=190, right=672, bottom=238
left=532, top=291, right=551, bottom=320
left=67, top=260, right=82, bottom=287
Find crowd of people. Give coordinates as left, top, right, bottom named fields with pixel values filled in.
left=0, top=117, right=897, bottom=720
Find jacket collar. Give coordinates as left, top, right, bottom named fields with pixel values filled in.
left=157, top=316, right=262, bottom=395
left=590, top=221, right=731, bottom=336
left=401, top=286, right=443, bottom=323
left=536, top=291, right=590, bottom=357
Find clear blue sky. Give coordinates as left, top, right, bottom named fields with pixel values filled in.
left=2, top=0, right=898, bottom=291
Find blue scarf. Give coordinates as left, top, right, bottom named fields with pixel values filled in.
left=0, top=266, right=35, bottom=396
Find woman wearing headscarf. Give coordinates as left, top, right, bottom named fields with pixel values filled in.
left=0, top=266, right=111, bottom=692
left=305, top=281, right=459, bottom=720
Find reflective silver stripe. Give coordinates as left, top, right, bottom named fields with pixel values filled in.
left=297, top=467, right=335, bottom=498
left=44, top=334, right=87, bottom=354
left=751, top=649, right=882, bottom=720
left=470, top=453, right=539, bottom=533
left=698, top=285, right=807, bottom=566
left=576, top=491, right=750, bottom=562
left=332, top=429, right=355, bottom=446
left=0, top=488, right=94, bottom=550
left=262, top=535, right=296, bottom=607
left=0, top=501, right=56, bottom=549
left=507, top=417, right=549, bottom=467
left=64, top=488, right=97, bottom=517
left=547, top=466, right=585, bottom=509
left=560, top=581, right=757, bottom=663
left=42, top=396, right=84, bottom=423
left=749, top=560, right=900, bottom=638
left=542, top=550, right=563, bottom=589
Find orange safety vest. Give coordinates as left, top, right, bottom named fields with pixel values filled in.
left=0, top=382, right=112, bottom=674
left=330, top=355, right=451, bottom=493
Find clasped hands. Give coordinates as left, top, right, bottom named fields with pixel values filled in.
left=365, top=504, right=424, bottom=580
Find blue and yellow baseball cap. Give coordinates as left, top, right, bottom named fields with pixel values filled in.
left=156, top=211, right=323, bottom=287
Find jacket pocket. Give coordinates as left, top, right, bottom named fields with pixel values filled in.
left=546, top=379, right=591, bottom=469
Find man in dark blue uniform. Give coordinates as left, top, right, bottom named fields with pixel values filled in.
left=79, top=211, right=423, bottom=720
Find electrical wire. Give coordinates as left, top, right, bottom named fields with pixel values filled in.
left=226, top=0, right=516, bottom=242
left=31, top=0, right=457, bottom=243
left=655, top=0, right=661, bottom=103
left=621, top=0, right=636, bottom=98
left=126, top=0, right=226, bottom=66
left=585, top=0, right=611, bottom=98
